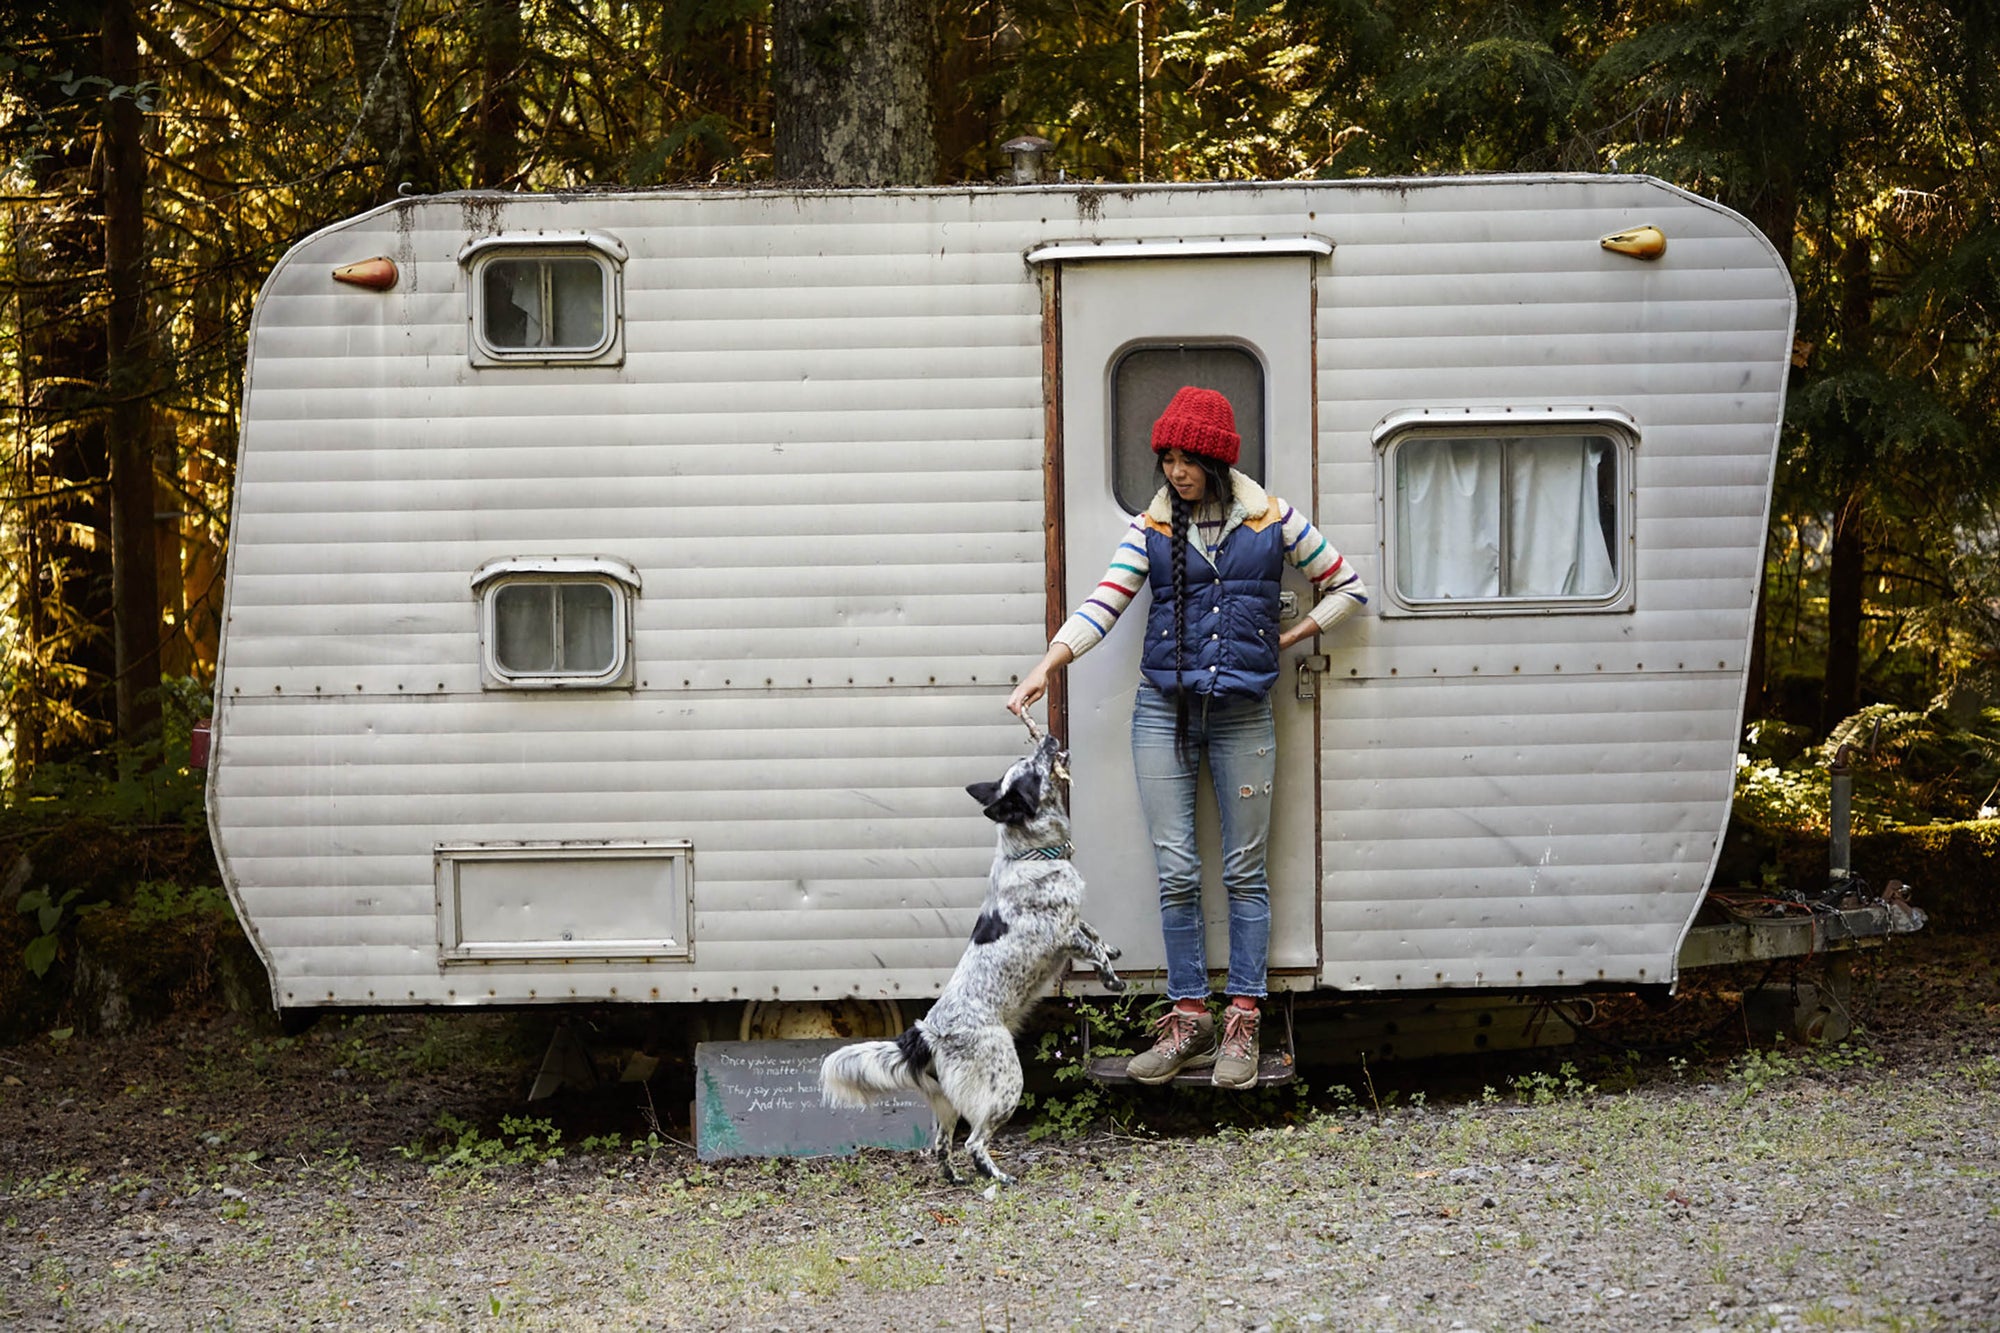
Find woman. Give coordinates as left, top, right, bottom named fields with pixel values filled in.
left=1006, top=385, right=1367, bottom=1089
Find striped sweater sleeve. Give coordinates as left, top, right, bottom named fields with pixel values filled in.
left=1051, top=517, right=1151, bottom=659
left=1278, top=501, right=1369, bottom=631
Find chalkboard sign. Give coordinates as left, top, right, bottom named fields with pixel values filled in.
left=694, top=1038, right=935, bottom=1162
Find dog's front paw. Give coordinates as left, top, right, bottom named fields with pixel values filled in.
left=1100, top=968, right=1127, bottom=993
left=1105, top=945, right=1122, bottom=962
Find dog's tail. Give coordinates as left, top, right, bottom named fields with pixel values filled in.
left=820, top=1026, right=933, bottom=1108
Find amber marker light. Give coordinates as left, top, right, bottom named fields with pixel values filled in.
left=1600, top=225, right=1666, bottom=260
left=331, top=256, right=399, bottom=289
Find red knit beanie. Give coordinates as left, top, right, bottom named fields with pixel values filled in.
left=1150, top=386, right=1241, bottom=466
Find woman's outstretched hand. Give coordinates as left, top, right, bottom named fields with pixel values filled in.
left=1007, top=643, right=1074, bottom=716
left=1006, top=672, right=1045, bottom=716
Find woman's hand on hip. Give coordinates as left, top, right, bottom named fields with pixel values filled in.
left=1278, top=620, right=1319, bottom=651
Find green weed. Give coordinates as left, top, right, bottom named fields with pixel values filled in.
left=576, top=1130, right=666, bottom=1158
left=1957, top=1053, right=2000, bottom=1089
left=1727, top=1043, right=1803, bottom=1103
left=1510, top=1061, right=1594, bottom=1105
left=14, top=887, right=100, bottom=978
left=395, top=1112, right=565, bottom=1175
left=1727, top=1037, right=1882, bottom=1106
left=1019, top=994, right=1142, bottom=1141
left=126, top=879, right=232, bottom=926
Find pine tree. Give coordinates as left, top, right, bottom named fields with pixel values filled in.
left=772, top=0, right=936, bottom=183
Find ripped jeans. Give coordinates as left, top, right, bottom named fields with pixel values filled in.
left=1130, top=684, right=1275, bottom=1001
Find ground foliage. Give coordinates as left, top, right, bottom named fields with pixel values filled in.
left=0, top=674, right=224, bottom=1042
left=0, top=933, right=1994, bottom=1328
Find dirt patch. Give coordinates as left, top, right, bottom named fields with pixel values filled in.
left=3, top=935, right=1997, bottom=1330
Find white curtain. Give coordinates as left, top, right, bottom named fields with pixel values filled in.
left=494, top=583, right=556, bottom=672
left=558, top=583, right=616, bottom=672
left=1398, top=435, right=1616, bottom=600
left=493, top=582, right=616, bottom=674
left=1508, top=437, right=1616, bottom=596
left=1397, top=439, right=1501, bottom=599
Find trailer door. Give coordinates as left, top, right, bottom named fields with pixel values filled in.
left=1046, top=251, right=1323, bottom=990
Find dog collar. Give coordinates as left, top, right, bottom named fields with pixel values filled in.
left=1007, top=841, right=1074, bottom=861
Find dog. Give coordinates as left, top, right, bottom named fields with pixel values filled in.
left=820, top=730, right=1123, bottom=1185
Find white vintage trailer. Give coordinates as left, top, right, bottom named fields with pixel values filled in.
left=209, top=174, right=1806, bottom=1025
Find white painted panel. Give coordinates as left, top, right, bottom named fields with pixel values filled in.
left=1059, top=255, right=1323, bottom=980
left=443, top=854, right=690, bottom=960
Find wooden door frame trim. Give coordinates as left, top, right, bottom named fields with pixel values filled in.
left=1040, top=265, right=1068, bottom=747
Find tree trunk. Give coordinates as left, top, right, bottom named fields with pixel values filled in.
left=347, top=0, right=429, bottom=201
left=1722, top=66, right=1797, bottom=278
left=7, top=175, right=117, bottom=762
left=101, top=0, right=162, bottom=742
left=472, top=0, right=524, bottom=188
left=1744, top=575, right=1767, bottom=725
left=1820, top=233, right=1875, bottom=734
left=1821, top=489, right=1865, bottom=732
left=771, top=0, right=936, bottom=184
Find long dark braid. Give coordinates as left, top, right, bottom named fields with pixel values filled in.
left=1164, top=453, right=1236, bottom=763
left=1170, top=484, right=1194, bottom=763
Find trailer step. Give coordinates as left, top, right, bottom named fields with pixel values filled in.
left=1085, top=1048, right=1297, bottom=1087
left=1082, top=993, right=1297, bottom=1086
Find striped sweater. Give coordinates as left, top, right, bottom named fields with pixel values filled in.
left=1053, top=470, right=1368, bottom=660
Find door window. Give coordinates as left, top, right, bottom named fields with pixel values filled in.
left=1110, top=344, right=1265, bottom=513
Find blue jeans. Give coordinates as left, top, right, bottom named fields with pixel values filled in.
left=1130, top=685, right=1275, bottom=1001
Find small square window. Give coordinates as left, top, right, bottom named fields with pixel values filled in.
left=1110, top=345, right=1265, bottom=514
left=1383, top=425, right=1632, bottom=614
left=473, top=557, right=639, bottom=688
left=461, top=235, right=625, bottom=367
left=493, top=582, right=617, bottom=676
left=482, top=257, right=607, bottom=351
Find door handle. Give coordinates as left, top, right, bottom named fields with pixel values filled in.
left=1279, top=590, right=1300, bottom=619
left=1294, top=653, right=1330, bottom=701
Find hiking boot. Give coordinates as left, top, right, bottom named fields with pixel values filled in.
left=1212, top=1005, right=1262, bottom=1089
left=1126, top=1007, right=1217, bottom=1085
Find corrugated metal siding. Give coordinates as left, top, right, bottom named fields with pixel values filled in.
left=214, top=190, right=1060, bottom=1006
left=1309, top=181, right=1790, bottom=990
left=212, top=178, right=1790, bottom=1007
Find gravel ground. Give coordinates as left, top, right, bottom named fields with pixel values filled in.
left=3, top=934, right=1996, bottom=1331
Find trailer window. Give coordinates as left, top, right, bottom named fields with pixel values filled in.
left=1384, top=428, right=1632, bottom=613
left=474, top=559, right=639, bottom=689
left=1110, top=344, right=1265, bottom=514
left=494, top=582, right=616, bottom=675
left=461, top=235, right=626, bottom=367
left=483, top=258, right=606, bottom=351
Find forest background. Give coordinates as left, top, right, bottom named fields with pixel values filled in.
left=0, top=0, right=1995, bottom=1026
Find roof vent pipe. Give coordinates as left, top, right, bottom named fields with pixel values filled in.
left=1002, top=135, right=1054, bottom=185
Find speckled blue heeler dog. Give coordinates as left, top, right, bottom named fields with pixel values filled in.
left=820, top=728, right=1123, bottom=1185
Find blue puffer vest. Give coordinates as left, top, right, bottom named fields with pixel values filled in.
left=1139, top=477, right=1286, bottom=700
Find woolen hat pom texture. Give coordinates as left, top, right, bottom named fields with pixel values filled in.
left=1151, top=385, right=1241, bottom=466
